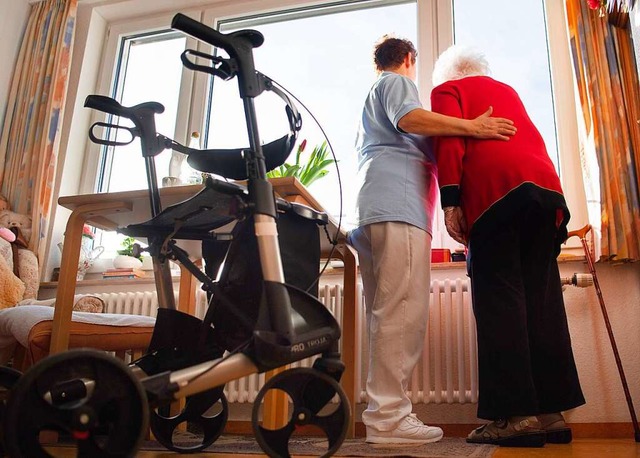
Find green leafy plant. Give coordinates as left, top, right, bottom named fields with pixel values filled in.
left=117, top=236, right=143, bottom=260
left=267, top=139, right=336, bottom=187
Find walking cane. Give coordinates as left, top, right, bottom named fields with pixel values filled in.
left=567, top=224, right=640, bottom=442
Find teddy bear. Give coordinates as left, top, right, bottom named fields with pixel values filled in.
left=0, top=210, right=32, bottom=245
left=0, top=197, right=25, bottom=308
left=0, top=195, right=14, bottom=245
left=0, top=195, right=37, bottom=302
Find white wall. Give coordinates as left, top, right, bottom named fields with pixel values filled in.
left=561, top=261, right=640, bottom=424
left=0, top=0, right=30, bottom=128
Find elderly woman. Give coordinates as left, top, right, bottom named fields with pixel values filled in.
left=430, top=46, right=585, bottom=447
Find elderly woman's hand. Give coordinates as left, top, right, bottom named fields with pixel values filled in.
left=443, top=206, right=467, bottom=246
left=470, top=106, right=517, bottom=140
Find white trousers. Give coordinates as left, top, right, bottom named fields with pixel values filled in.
left=348, top=222, right=432, bottom=431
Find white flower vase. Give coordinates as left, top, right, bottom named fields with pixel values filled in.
left=113, top=254, right=143, bottom=270
left=57, top=237, right=105, bottom=281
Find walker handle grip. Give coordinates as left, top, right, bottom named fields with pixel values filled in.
left=171, top=13, right=234, bottom=56
left=171, top=13, right=264, bottom=98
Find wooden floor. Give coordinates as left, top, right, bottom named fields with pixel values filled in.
left=43, top=439, right=640, bottom=457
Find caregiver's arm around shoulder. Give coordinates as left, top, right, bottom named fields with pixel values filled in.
left=397, top=106, right=516, bottom=140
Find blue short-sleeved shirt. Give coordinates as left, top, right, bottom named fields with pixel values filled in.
left=353, top=72, right=438, bottom=234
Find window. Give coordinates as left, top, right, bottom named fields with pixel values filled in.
left=452, top=0, right=559, bottom=170
left=86, top=0, right=583, bottom=255
left=91, top=29, right=188, bottom=254
left=98, top=32, right=186, bottom=193
left=206, top=1, right=416, bottom=222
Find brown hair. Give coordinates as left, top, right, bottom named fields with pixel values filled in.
left=373, top=35, right=417, bottom=73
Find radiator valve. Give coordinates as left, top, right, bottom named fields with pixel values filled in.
left=561, top=273, right=594, bottom=288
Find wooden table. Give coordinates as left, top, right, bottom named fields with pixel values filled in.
left=53, top=184, right=204, bottom=354
left=54, top=177, right=359, bottom=437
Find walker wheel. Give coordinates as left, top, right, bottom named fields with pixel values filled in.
left=251, top=367, right=350, bottom=458
left=0, top=366, right=22, bottom=456
left=3, top=349, right=148, bottom=457
left=150, top=386, right=228, bottom=453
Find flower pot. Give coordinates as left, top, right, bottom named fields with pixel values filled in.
left=113, top=254, right=143, bottom=269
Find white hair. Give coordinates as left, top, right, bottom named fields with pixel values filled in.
left=432, top=45, right=490, bottom=87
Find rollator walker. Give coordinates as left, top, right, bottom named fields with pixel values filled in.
left=1, top=13, right=350, bottom=458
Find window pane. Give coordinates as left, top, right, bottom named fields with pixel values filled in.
left=100, top=33, right=186, bottom=193
left=452, top=0, right=560, bottom=170
left=207, top=2, right=417, bottom=221
left=97, top=32, right=185, bottom=256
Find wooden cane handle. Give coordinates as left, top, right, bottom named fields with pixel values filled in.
left=567, top=224, right=592, bottom=240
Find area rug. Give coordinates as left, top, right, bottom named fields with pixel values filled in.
left=141, top=435, right=496, bottom=457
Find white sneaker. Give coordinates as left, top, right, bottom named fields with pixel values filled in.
left=366, top=414, right=444, bottom=445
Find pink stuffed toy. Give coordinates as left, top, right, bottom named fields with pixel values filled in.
left=0, top=227, right=16, bottom=243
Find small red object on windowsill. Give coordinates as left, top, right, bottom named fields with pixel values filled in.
left=431, top=248, right=451, bottom=263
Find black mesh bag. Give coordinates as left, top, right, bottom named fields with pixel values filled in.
left=202, top=209, right=321, bottom=350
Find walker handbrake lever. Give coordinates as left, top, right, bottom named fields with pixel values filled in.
left=181, top=49, right=237, bottom=80
left=89, top=122, right=138, bottom=146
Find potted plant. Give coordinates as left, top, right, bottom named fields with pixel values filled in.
left=113, top=236, right=144, bottom=269
left=266, top=139, right=336, bottom=187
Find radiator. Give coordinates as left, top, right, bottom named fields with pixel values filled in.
left=418, top=278, right=477, bottom=404
left=355, top=278, right=477, bottom=405
left=96, top=278, right=477, bottom=405
left=95, top=291, right=163, bottom=317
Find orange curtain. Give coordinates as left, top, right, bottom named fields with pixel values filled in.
left=0, top=0, right=78, bottom=268
left=565, top=0, right=640, bottom=262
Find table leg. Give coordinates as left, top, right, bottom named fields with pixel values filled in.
left=49, top=201, right=132, bottom=355
left=262, top=366, right=289, bottom=429
left=337, top=243, right=359, bottom=438
left=48, top=210, right=85, bottom=354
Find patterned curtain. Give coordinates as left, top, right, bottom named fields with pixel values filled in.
left=565, top=0, right=640, bottom=262
left=0, top=0, right=78, bottom=268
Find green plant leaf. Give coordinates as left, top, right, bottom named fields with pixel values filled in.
left=267, top=140, right=335, bottom=186
left=283, top=164, right=301, bottom=177
left=266, top=168, right=282, bottom=179
left=303, top=170, right=330, bottom=187
left=301, top=163, right=333, bottom=186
